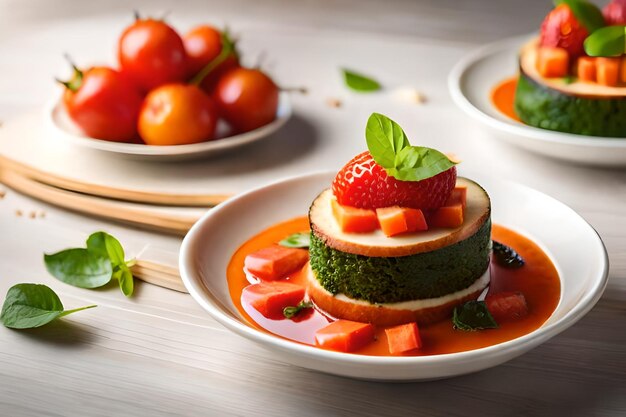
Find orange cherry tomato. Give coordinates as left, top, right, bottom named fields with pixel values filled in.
left=118, top=18, right=187, bottom=91
left=138, top=84, right=217, bottom=145
left=61, top=66, right=143, bottom=142
left=213, top=68, right=279, bottom=133
left=183, top=25, right=240, bottom=92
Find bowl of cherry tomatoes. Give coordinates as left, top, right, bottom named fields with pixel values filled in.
left=48, top=16, right=291, bottom=161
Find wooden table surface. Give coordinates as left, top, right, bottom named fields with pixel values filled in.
left=0, top=1, right=625, bottom=416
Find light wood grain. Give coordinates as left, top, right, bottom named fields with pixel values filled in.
left=0, top=169, right=201, bottom=235
left=0, top=155, right=231, bottom=207
left=0, top=1, right=624, bottom=417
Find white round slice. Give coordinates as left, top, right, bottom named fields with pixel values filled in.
left=309, top=177, right=491, bottom=257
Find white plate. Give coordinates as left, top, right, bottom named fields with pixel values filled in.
left=46, top=92, right=292, bottom=162
left=179, top=171, right=608, bottom=381
left=448, top=35, right=626, bottom=167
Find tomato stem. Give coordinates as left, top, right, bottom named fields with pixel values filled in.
left=190, top=30, right=237, bottom=86
left=57, top=54, right=84, bottom=92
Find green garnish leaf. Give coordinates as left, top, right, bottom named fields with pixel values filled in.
left=0, top=283, right=96, bottom=329
left=44, top=249, right=112, bottom=289
left=584, top=25, right=626, bottom=57
left=114, top=267, right=134, bottom=298
left=563, top=75, right=577, bottom=84
left=365, top=113, right=457, bottom=182
left=283, top=301, right=313, bottom=319
left=453, top=301, right=498, bottom=331
left=279, top=232, right=311, bottom=248
left=492, top=241, right=525, bottom=269
left=554, top=0, right=605, bottom=33
left=45, top=231, right=135, bottom=296
left=342, top=69, right=382, bottom=92
left=87, top=231, right=125, bottom=265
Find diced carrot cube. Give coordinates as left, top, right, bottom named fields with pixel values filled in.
left=429, top=204, right=464, bottom=228
left=445, top=186, right=467, bottom=208
left=244, top=245, right=308, bottom=281
left=621, top=57, right=626, bottom=84
left=376, top=207, right=427, bottom=237
left=315, top=320, right=375, bottom=352
left=243, top=282, right=305, bottom=319
left=485, top=291, right=528, bottom=323
left=385, top=322, right=422, bottom=354
left=577, top=57, right=597, bottom=82
left=537, top=47, right=569, bottom=78
left=596, top=57, right=620, bottom=87
left=331, top=199, right=378, bottom=233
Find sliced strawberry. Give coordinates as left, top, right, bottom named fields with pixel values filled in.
left=332, top=151, right=456, bottom=210
left=485, top=291, right=529, bottom=323
left=604, top=0, right=626, bottom=25
left=540, top=4, right=589, bottom=58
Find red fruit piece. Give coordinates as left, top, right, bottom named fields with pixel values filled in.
left=332, top=151, right=457, bottom=210
left=539, top=4, right=589, bottom=58
left=604, top=1, right=626, bottom=25
left=243, top=282, right=305, bottom=319
left=331, top=199, right=379, bottom=233
left=486, top=291, right=529, bottom=323
left=385, top=322, right=422, bottom=354
left=314, top=320, right=375, bottom=352
left=244, top=245, right=308, bottom=281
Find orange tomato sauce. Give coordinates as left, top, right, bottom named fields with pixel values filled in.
left=491, top=76, right=520, bottom=121
left=227, top=216, right=561, bottom=356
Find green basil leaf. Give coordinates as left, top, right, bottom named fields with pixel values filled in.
left=0, top=283, right=96, bottom=329
left=366, top=113, right=410, bottom=168
left=342, top=68, right=382, bottom=92
left=555, top=0, right=605, bottom=33
left=453, top=301, right=498, bottom=331
left=584, top=25, right=626, bottom=57
left=87, top=231, right=125, bottom=266
left=44, top=248, right=112, bottom=289
left=388, top=146, right=457, bottom=182
left=279, top=232, right=311, bottom=248
left=114, top=267, right=134, bottom=298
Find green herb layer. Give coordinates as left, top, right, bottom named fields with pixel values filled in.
left=514, top=69, right=626, bottom=137
left=309, top=219, right=491, bottom=304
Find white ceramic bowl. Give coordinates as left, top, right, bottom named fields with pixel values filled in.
left=179, top=171, right=608, bottom=381
left=46, top=92, right=292, bottom=162
left=448, top=35, right=626, bottom=167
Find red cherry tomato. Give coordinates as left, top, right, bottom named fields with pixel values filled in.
left=539, top=4, right=589, bottom=58
left=61, top=66, right=143, bottom=142
left=138, top=83, right=217, bottom=145
left=213, top=68, right=279, bottom=133
left=183, top=25, right=240, bottom=92
left=118, top=19, right=187, bottom=91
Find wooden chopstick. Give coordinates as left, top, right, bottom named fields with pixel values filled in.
left=131, top=260, right=187, bottom=293
left=0, top=155, right=232, bottom=207
left=0, top=169, right=202, bottom=236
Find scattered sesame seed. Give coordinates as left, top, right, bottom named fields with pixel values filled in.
left=326, top=98, right=342, bottom=108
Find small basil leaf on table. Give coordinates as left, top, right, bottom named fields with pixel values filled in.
left=279, top=232, right=311, bottom=248
left=453, top=301, right=498, bottom=331
left=44, top=248, right=113, bottom=288
left=0, top=283, right=96, bottom=329
left=113, top=266, right=134, bottom=297
left=492, top=241, right=525, bottom=268
left=342, top=69, right=382, bottom=92
left=584, top=26, right=626, bottom=57
left=87, top=231, right=125, bottom=266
